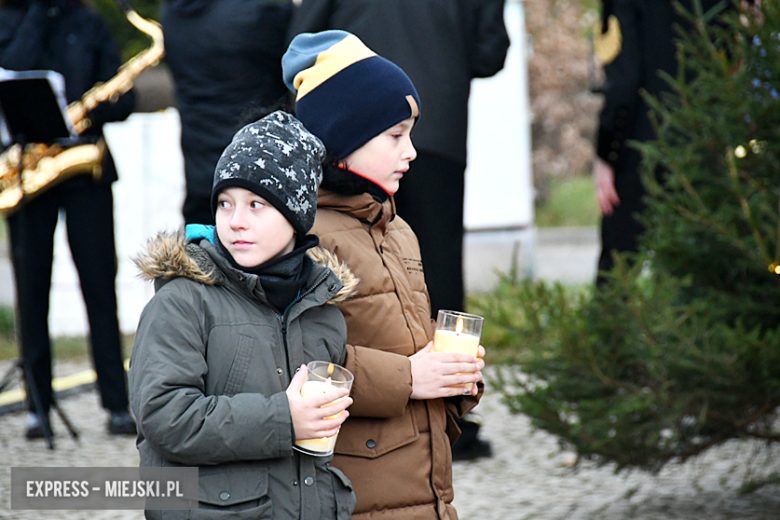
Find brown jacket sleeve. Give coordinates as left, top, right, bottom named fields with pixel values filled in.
left=343, top=344, right=413, bottom=418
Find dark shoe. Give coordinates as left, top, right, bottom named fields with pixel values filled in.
left=25, top=412, right=53, bottom=440
left=452, top=437, right=493, bottom=462
left=452, top=414, right=492, bottom=461
left=108, top=411, right=136, bottom=435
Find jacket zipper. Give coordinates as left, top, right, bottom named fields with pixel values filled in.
left=276, top=270, right=332, bottom=384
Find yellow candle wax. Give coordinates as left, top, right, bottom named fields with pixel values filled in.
left=433, top=329, right=480, bottom=356
left=432, top=329, right=480, bottom=391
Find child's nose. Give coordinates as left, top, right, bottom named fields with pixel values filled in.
left=230, top=207, right=248, bottom=228
left=404, top=140, right=417, bottom=162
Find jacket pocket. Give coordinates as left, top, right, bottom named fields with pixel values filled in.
left=222, top=335, right=254, bottom=396
left=191, top=464, right=271, bottom=520
left=328, top=465, right=356, bottom=520
left=334, top=407, right=419, bottom=458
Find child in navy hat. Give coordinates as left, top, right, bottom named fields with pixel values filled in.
left=283, top=31, right=485, bottom=520
left=129, top=111, right=359, bottom=519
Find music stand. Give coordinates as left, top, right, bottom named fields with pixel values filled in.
left=0, top=70, right=79, bottom=448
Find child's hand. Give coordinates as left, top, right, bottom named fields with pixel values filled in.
left=409, top=342, right=485, bottom=400
left=469, top=345, right=487, bottom=397
left=286, top=365, right=353, bottom=441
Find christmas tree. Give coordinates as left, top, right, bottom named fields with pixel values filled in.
left=478, top=1, right=780, bottom=474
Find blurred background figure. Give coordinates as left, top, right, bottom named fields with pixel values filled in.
left=593, top=0, right=725, bottom=285
left=161, top=0, right=293, bottom=225
left=0, top=0, right=136, bottom=438
left=288, top=0, right=510, bottom=462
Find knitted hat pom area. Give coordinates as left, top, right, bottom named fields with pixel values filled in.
left=282, top=30, right=421, bottom=162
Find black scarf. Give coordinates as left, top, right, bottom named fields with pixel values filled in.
left=214, top=229, right=320, bottom=312
left=321, top=161, right=390, bottom=202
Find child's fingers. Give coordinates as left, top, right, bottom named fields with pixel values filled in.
left=477, top=345, right=486, bottom=359
left=321, top=407, right=350, bottom=428
left=442, top=383, right=476, bottom=398
left=436, top=359, right=483, bottom=376
left=312, top=420, right=345, bottom=440
left=309, top=407, right=351, bottom=439
left=307, top=387, right=350, bottom=408
left=317, top=396, right=353, bottom=419
left=431, top=351, right=480, bottom=364
left=287, top=364, right=307, bottom=392
left=443, top=370, right=481, bottom=387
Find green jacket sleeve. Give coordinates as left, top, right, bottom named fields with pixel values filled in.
left=129, top=285, right=294, bottom=466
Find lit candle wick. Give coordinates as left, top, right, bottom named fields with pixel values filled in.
left=455, top=316, right=463, bottom=336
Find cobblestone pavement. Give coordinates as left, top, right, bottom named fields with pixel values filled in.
left=1, top=360, right=779, bottom=520
left=452, top=392, right=780, bottom=520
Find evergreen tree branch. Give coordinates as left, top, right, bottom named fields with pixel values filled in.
left=725, top=147, right=772, bottom=265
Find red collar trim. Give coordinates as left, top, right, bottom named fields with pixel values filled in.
left=336, top=164, right=395, bottom=196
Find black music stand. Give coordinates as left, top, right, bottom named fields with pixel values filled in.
left=0, top=70, right=79, bottom=448
left=0, top=70, right=73, bottom=143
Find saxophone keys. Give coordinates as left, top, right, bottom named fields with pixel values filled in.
left=23, top=156, right=56, bottom=192
left=0, top=184, right=22, bottom=215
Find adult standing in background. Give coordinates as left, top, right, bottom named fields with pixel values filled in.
left=0, top=0, right=136, bottom=438
left=288, top=0, right=509, bottom=462
left=593, top=0, right=726, bottom=284
left=288, top=0, right=509, bottom=320
left=161, top=0, right=293, bottom=225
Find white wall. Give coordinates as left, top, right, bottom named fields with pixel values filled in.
left=463, top=0, right=535, bottom=291
left=465, top=0, right=533, bottom=232
left=48, top=109, right=184, bottom=336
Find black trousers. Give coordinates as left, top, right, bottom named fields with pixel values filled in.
left=7, top=177, right=129, bottom=415
left=597, top=148, right=646, bottom=285
left=394, top=151, right=466, bottom=318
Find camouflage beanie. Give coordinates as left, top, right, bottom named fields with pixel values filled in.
left=212, top=111, right=326, bottom=236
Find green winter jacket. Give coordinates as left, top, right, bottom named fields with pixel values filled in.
left=128, top=231, right=359, bottom=520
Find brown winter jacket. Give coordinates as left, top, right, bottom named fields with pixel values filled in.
left=312, top=191, right=482, bottom=520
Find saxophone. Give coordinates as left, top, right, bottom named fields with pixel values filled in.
left=0, top=0, right=164, bottom=216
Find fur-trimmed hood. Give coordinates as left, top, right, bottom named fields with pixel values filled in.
left=133, top=230, right=358, bottom=303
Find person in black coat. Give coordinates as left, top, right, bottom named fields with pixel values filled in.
left=160, top=0, right=293, bottom=226
left=287, top=0, right=509, bottom=462
left=0, top=0, right=135, bottom=437
left=594, top=0, right=727, bottom=284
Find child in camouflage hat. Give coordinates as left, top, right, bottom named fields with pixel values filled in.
left=129, top=111, right=358, bottom=519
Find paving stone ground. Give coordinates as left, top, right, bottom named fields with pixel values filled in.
left=1, top=360, right=779, bottom=520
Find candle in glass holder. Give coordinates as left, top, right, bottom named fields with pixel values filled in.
left=431, top=310, right=483, bottom=391
left=294, top=361, right=353, bottom=456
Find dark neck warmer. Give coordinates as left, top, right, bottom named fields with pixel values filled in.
left=214, top=230, right=320, bottom=312
left=321, top=162, right=391, bottom=202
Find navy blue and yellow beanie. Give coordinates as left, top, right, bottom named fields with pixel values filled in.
left=282, top=30, right=420, bottom=159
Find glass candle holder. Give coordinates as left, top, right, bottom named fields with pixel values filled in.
left=293, top=361, right=354, bottom=457
left=431, top=310, right=483, bottom=391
